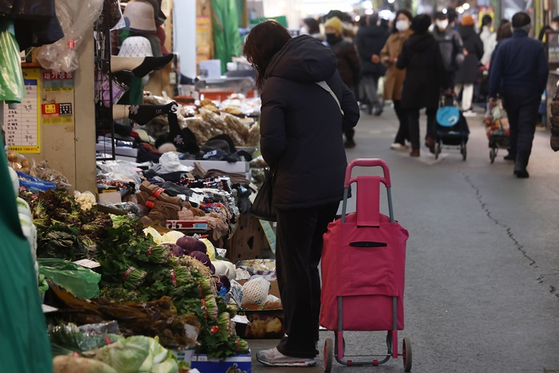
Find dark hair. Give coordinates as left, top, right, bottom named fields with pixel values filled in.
left=412, top=14, right=432, bottom=34
left=392, top=9, right=413, bottom=33
left=553, top=16, right=559, bottom=23
left=512, top=12, right=531, bottom=28
left=481, top=14, right=492, bottom=27
left=303, top=17, right=320, bottom=34
left=496, top=21, right=512, bottom=41
left=368, top=14, right=379, bottom=25
left=434, top=11, right=447, bottom=20
left=447, top=8, right=457, bottom=23
left=243, top=20, right=291, bottom=90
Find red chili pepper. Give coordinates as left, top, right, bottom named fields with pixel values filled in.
left=211, top=325, right=220, bottom=334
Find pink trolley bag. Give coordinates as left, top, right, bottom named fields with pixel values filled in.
left=320, top=159, right=412, bottom=372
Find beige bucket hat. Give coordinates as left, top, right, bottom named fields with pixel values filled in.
left=123, top=1, right=156, bottom=32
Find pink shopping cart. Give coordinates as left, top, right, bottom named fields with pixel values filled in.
left=320, top=158, right=412, bottom=372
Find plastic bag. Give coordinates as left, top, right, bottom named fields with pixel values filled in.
left=16, top=170, right=57, bottom=192
left=35, top=0, right=104, bottom=73
left=0, top=19, right=24, bottom=103
left=38, top=258, right=101, bottom=299
left=96, top=160, right=142, bottom=185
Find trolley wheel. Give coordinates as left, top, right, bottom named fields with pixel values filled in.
left=462, top=146, right=467, bottom=161
left=324, top=338, right=334, bottom=373
left=435, top=143, right=441, bottom=160
left=403, top=337, right=412, bottom=372
left=489, top=148, right=496, bottom=163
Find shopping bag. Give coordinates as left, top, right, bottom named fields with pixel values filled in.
left=0, top=19, right=24, bottom=103
left=250, top=168, right=276, bottom=221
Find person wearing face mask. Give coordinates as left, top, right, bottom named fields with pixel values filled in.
left=324, top=16, right=361, bottom=148
left=538, top=16, right=559, bottom=44
left=432, top=11, right=465, bottom=90
left=380, top=9, right=414, bottom=150
left=488, top=12, right=548, bottom=178
left=355, top=14, right=390, bottom=116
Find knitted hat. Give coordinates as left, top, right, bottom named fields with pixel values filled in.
left=123, top=1, right=156, bottom=32
left=118, top=36, right=153, bottom=57
left=325, top=16, right=343, bottom=34
left=461, top=15, right=474, bottom=26
left=411, top=14, right=431, bottom=34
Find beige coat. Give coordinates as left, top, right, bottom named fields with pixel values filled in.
left=380, top=29, right=413, bottom=101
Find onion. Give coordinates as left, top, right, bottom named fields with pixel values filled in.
left=176, top=235, right=207, bottom=254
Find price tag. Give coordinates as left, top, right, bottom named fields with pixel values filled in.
left=73, top=259, right=101, bottom=269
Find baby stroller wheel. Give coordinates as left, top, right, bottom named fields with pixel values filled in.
left=490, top=148, right=496, bottom=164
left=324, top=338, right=333, bottom=372
left=403, top=337, right=412, bottom=372
left=435, top=143, right=441, bottom=159
left=461, top=145, right=467, bottom=161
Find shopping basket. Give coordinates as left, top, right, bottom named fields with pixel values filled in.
left=320, top=158, right=412, bottom=372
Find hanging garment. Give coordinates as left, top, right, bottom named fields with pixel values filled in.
left=0, top=19, right=24, bottom=103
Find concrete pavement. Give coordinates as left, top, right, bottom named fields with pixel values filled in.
left=248, top=104, right=559, bottom=373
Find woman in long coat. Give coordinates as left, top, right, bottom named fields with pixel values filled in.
left=243, top=20, right=359, bottom=366
left=397, top=14, right=449, bottom=156
left=380, top=9, right=413, bottom=150
left=455, top=15, right=484, bottom=116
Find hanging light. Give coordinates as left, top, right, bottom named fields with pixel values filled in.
left=463, top=3, right=470, bottom=10
left=442, top=8, right=448, bottom=14
left=457, top=7, right=464, bottom=14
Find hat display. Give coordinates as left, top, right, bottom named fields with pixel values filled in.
left=138, top=0, right=166, bottom=26
left=324, top=16, right=343, bottom=34
left=123, top=0, right=156, bottom=32
left=461, top=15, right=475, bottom=26
left=118, top=36, right=153, bottom=57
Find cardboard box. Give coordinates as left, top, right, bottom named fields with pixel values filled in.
left=189, top=351, right=252, bottom=373
left=227, top=214, right=270, bottom=261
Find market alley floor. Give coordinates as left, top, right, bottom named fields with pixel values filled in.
left=248, top=104, right=559, bottom=373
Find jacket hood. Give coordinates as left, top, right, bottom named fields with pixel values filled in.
left=265, top=35, right=337, bottom=83
left=407, top=33, right=436, bottom=52
left=459, top=25, right=476, bottom=40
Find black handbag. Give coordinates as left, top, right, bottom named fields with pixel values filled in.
left=251, top=168, right=277, bottom=221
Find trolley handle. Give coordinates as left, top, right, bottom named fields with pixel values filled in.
left=344, top=158, right=392, bottom=188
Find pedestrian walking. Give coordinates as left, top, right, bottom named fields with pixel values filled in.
left=380, top=9, right=413, bottom=150
left=455, top=15, right=484, bottom=116
left=488, top=12, right=548, bottom=178
left=243, top=20, right=359, bottom=366
left=479, top=14, right=497, bottom=68
left=397, top=14, right=449, bottom=157
left=432, top=11, right=465, bottom=88
left=324, top=16, right=361, bottom=148
left=355, top=14, right=390, bottom=116
left=301, top=17, right=324, bottom=41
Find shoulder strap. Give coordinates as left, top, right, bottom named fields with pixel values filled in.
left=315, top=81, right=344, bottom=115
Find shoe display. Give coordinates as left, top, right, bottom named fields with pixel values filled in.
left=410, top=149, right=420, bottom=157
left=424, top=137, right=435, bottom=154
left=256, top=348, right=316, bottom=367
left=344, top=139, right=356, bottom=149
left=390, top=143, right=406, bottom=150
left=514, top=169, right=529, bottom=178
left=463, top=110, right=477, bottom=117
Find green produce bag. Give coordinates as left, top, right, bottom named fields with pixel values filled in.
left=211, top=0, right=242, bottom=73
left=0, top=131, right=52, bottom=372
left=0, top=18, right=25, bottom=103
left=39, top=258, right=102, bottom=299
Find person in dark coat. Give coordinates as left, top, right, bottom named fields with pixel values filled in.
left=324, top=16, right=361, bottom=148
left=397, top=14, right=449, bottom=157
left=455, top=15, right=484, bottom=116
left=355, top=14, right=390, bottom=115
left=432, top=11, right=465, bottom=88
left=489, top=12, right=548, bottom=178
left=243, top=20, right=359, bottom=367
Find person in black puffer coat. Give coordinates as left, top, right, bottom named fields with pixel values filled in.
left=455, top=15, right=484, bottom=116
left=324, top=16, right=361, bottom=148
left=355, top=14, right=389, bottom=115
left=397, top=14, right=449, bottom=157
left=243, top=20, right=359, bottom=367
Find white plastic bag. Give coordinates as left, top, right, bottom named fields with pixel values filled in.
left=36, top=0, right=104, bottom=73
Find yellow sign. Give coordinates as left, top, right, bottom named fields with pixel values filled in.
left=3, top=68, right=41, bottom=153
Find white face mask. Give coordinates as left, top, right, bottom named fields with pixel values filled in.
left=436, top=19, right=449, bottom=30
left=551, top=23, right=559, bottom=31
left=300, top=26, right=309, bottom=35
left=396, top=20, right=410, bottom=31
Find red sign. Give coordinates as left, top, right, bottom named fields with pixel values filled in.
left=43, top=71, right=74, bottom=80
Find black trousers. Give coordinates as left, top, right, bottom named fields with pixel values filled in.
left=407, top=107, right=437, bottom=150
left=344, top=127, right=355, bottom=142
left=393, top=100, right=408, bottom=145
left=502, top=91, right=541, bottom=171
left=275, top=202, right=339, bottom=358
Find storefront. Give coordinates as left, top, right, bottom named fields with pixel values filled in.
left=1, top=1, right=280, bottom=371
